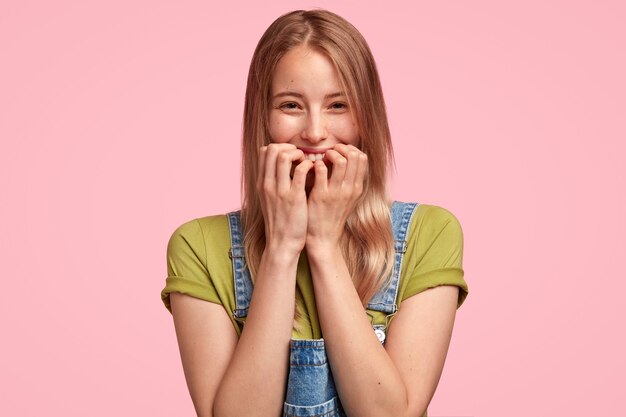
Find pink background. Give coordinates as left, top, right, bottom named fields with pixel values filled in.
left=1, top=1, right=624, bottom=415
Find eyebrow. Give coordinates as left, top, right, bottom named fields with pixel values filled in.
left=272, top=91, right=346, bottom=100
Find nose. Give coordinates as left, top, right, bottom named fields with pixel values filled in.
left=301, top=110, right=328, bottom=144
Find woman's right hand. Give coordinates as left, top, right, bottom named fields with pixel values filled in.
left=257, top=144, right=314, bottom=255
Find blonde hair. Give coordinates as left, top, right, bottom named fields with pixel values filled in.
left=241, top=9, right=395, bottom=326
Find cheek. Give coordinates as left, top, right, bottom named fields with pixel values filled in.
left=334, top=119, right=360, bottom=146
left=350, top=122, right=361, bottom=146
left=269, top=114, right=301, bottom=143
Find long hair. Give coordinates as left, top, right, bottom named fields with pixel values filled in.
left=241, top=9, right=395, bottom=327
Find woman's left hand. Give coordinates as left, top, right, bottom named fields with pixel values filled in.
left=305, top=144, right=368, bottom=253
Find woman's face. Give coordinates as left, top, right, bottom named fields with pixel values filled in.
left=268, top=45, right=360, bottom=160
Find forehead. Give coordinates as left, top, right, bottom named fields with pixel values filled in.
left=271, top=45, right=343, bottom=94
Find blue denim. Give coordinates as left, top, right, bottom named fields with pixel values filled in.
left=227, top=201, right=418, bottom=416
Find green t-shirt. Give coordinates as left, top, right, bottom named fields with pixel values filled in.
left=161, top=204, right=468, bottom=339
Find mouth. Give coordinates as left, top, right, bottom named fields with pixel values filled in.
left=303, top=152, right=325, bottom=161
left=298, top=147, right=330, bottom=162
left=290, top=148, right=333, bottom=184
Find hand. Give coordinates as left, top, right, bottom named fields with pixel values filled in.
left=257, top=144, right=315, bottom=256
left=305, top=144, right=368, bottom=253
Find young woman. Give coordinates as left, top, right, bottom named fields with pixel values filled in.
left=161, top=9, right=468, bottom=417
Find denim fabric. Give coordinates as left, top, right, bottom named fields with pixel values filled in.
left=227, top=201, right=418, bottom=416
left=227, top=212, right=253, bottom=321
left=366, top=201, right=418, bottom=315
left=283, top=340, right=344, bottom=416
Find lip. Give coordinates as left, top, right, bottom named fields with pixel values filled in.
left=297, top=147, right=331, bottom=154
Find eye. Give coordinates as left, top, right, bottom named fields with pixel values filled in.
left=329, top=102, right=348, bottom=111
left=278, top=102, right=302, bottom=112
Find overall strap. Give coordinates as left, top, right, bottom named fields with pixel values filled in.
left=366, top=201, right=419, bottom=315
left=227, top=211, right=253, bottom=321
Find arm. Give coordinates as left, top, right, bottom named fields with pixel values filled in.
left=171, top=252, right=300, bottom=417
left=171, top=144, right=314, bottom=417
left=307, top=249, right=408, bottom=416
left=215, top=145, right=315, bottom=416
left=212, top=250, right=300, bottom=417
left=385, top=285, right=459, bottom=416
left=311, top=247, right=458, bottom=417
left=170, top=293, right=237, bottom=417
left=307, top=250, right=459, bottom=416
left=306, top=144, right=461, bottom=416
left=305, top=144, right=405, bottom=415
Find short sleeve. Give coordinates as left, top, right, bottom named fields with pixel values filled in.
left=400, top=205, right=469, bottom=308
left=160, top=219, right=220, bottom=313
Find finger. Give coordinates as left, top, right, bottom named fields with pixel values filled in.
left=354, top=152, right=368, bottom=196
left=263, top=143, right=295, bottom=172
left=291, top=159, right=314, bottom=190
left=332, top=143, right=351, bottom=155
left=313, top=159, right=329, bottom=191
left=263, top=145, right=279, bottom=191
left=276, top=148, right=305, bottom=192
left=257, top=146, right=268, bottom=188
left=341, top=147, right=362, bottom=185
left=324, top=149, right=347, bottom=187
left=331, top=143, right=359, bottom=159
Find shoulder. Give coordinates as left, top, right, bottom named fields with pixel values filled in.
left=408, top=203, right=463, bottom=240
left=167, top=214, right=233, bottom=258
left=169, top=213, right=231, bottom=240
left=391, top=201, right=463, bottom=241
left=396, top=202, right=467, bottom=307
left=404, top=203, right=463, bottom=262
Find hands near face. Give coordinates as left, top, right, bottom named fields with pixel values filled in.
left=257, top=143, right=368, bottom=256
left=306, top=144, right=368, bottom=252
left=257, top=144, right=313, bottom=256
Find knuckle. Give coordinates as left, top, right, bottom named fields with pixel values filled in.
left=262, top=181, right=273, bottom=193
left=335, top=157, right=347, bottom=167
left=266, top=143, right=280, bottom=153
left=277, top=152, right=290, bottom=163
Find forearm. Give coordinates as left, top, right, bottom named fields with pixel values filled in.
left=308, top=248, right=409, bottom=417
left=213, top=249, right=298, bottom=417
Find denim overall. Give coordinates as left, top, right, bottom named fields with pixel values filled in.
left=227, top=201, right=418, bottom=417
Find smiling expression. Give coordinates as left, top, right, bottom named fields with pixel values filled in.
left=268, top=45, right=360, bottom=159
